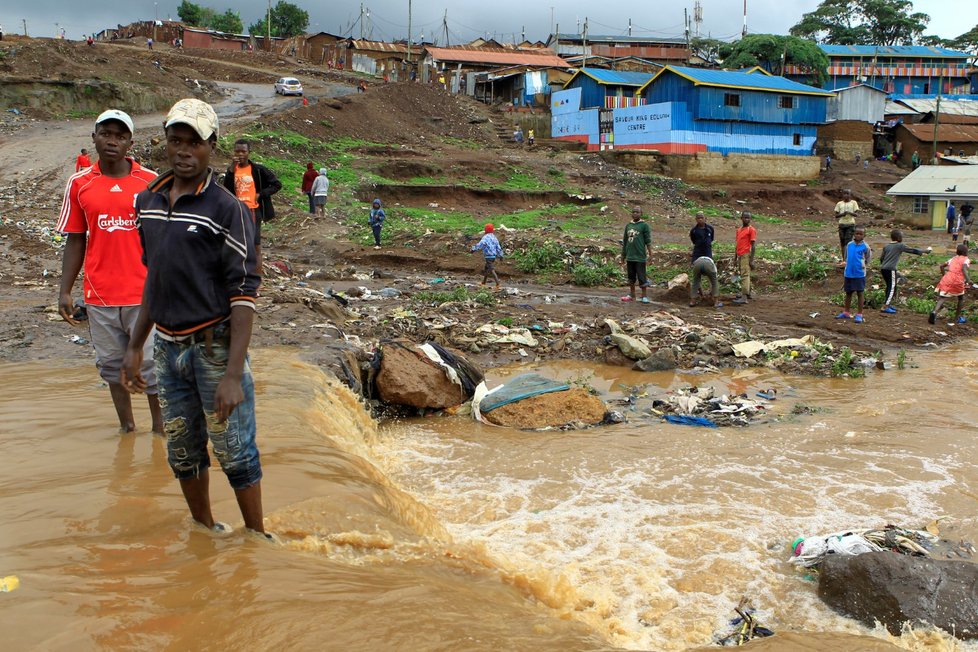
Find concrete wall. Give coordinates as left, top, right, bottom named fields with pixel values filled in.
left=603, top=151, right=820, bottom=183
left=890, top=196, right=932, bottom=229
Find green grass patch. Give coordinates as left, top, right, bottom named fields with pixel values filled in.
left=774, top=254, right=828, bottom=282
left=831, top=347, right=865, bottom=378
left=499, top=170, right=556, bottom=191
left=412, top=286, right=497, bottom=307
left=440, top=136, right=482, bottom=150
left=572, top=259, right=625, bottom=286
left=404, top=175, right=447, bottom=185
left=513, top=241, right=565, bottom=274
left=252, top=155, right=308, bottom=210
left=905, top=295, right=936, bottom=315
left=751, top=213, right=788, bottom=225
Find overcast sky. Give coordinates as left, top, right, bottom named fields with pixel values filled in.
left=2, top=0, right=975, bottom=43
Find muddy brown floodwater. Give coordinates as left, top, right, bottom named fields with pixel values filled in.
left=2, top=345, right=977, bottom=651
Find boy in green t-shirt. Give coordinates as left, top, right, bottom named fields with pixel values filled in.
left=620, top=208, right=653, bottom=303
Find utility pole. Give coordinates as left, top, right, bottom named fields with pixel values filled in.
left=684, top=10, right=689, bottom=50
left=628, top=18, right=632, bottom=37
left=932, top=75, right=943, bottom=164
left=266, top=0, right=271, bottom=47
left=550, top=7, right=554, bottom=38
left=359, top=4, right=364, bottom=40
left=742, top=0, right=747, bottom=37
left=153, top=2, right=158, bottom=43
left=22, top=19, right=28, bottom=36
left=407, top=0, right=412, bottom=63
left=442, top=9, right=449, bottom=47
left=521, top=26, right=525, bottom=43
left=582, top=17, right=588, bottom=69
left=694, top=1, right=703, bottom=39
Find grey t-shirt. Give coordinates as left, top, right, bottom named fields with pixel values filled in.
left=880, top=242, right=925, bottom=271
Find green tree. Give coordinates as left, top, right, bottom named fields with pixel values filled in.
left=790, top=0, right=930, bottom=45
left=177, top=0, right=203, bottom=26
left=248, top=1, right=309, bottom=38
left=690, top=37, right=724, bottom=64
left=210, top=9, right=243, bottom=34
left=719, top=34, right=830, bottom=86
left=951, top=25, right=978, bottom=54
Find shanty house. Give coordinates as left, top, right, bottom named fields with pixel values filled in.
left=786, top=44, right=975, bottom=95
left=302, top=32, right=344, bottom=66
left=342, top=39, right=413, bottom=79
left=886, top=165, right=978, bottom=229
left=562, top=69, right=655, bottom=109
left=422, top=46, right=568, bottom=95
left=547, top=34, right=689, bottom=65
left=635, top=66, right=833, bottom=155
left=894, top=122, right=978, bottom=167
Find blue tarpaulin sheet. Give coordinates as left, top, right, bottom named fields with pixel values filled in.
left=479, top=373, right=570, bottom=413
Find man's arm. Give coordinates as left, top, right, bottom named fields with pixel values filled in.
left=121, top=281, right=155, bottom=393
left=261, top=165, right=282, bottom=196
left=58, top=233, right=86, bottom=324
left=749, top=231, right=756, bottom=268
left=214, top=305, right=254, bottom=421
left=644, top=224, right=653, bottom=259
left=222, top=167, right=234, bottom=193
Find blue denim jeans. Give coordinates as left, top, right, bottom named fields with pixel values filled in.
left=154, top=324, right=262, bottom=490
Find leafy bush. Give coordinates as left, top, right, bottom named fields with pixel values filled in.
left=775, top=255, right=827, bottom=282
left=572, top=260, right=625, bottom=287
left=831, top=347, right=865, bottom=378
left=513, top=241, right=565, bottom=273
left=905, top=296, right=936, bottom=314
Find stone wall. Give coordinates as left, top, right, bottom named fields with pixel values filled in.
left=601, top=150, right=820, bottom=183
left=890, top=196, right=931, bottom=229
left=816, top=121, right=873, bottom=161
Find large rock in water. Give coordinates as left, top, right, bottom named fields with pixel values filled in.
left=482, top=388, right=607, bottom=429
left=818, top=552, right=978, bottom=639
left=375, top=343, right=465, bottom=409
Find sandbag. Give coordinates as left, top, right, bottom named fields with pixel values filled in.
left=478, top=373, right=570, bottom=414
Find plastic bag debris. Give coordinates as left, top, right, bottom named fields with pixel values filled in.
left=0, top=576, right=19, bottom=592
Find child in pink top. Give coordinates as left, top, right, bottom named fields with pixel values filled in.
left=930, top=244, right=972, bottom=325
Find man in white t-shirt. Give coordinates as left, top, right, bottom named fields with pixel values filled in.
left=834, top=189, right=860, bottom=262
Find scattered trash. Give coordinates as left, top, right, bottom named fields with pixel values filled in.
left=0, top=575, right=19, bottom=592
left=378, top=288, right=400, bottom=298
left=604, top=319, right=652, bottom=360
left=755, top=390, right=777, bottom=400
left=732, top=335, right=822, bottom=358
left=69, top=335, right=88, bottom=345
left=789, top=523, right=967, bottom=569
left=717, top=597, right=775, bottom=646
left=652, top=386, right=766, bottom=427
left=663, top=414, right=717, bottom=428
left=667, top=273, right=688, bottom=290
left=429, top=278, right=445, bottom=284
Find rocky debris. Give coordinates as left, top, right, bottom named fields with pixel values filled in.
left=374, top=340, right=482, bottom=410
left=818, top=552, right=978, bottom=640
left=604, top=318, right=651, bottom=360
left=481, top=388, right=607, bottom=430
left=634, top=347, right=677, bottom=372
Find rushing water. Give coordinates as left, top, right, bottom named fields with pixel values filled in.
left=2, top=345, right=977, bottom=651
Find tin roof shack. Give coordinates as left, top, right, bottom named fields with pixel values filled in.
left=818, top=84, right=887, bottom=160
left=895, top=123, right=978, bottom=167
left=563, top=56, right=663, bottom=74
left=547, top=33, right=689, bottom=65
left=886, top=97, right=978, bottom=124
left=422, top=46, right=569, bottom=92
left=636, top=66, right=833, bottom=155
left=473, top=66, right=568, bottom=107
left=786, top=44, right=975, bottom=94
left=563, top=69, right=655, bottom=109
left=302, top=32, right=344, bottom=66
left=342, top=39, right=414, bottom=80
left=886, top=165, right=978, bottom=229
left=182, top=27, right=251, bottom=51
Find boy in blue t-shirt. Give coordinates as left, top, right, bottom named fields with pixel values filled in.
left=836, top=227, right=871, bottom=323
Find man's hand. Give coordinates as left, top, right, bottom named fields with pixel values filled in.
left=58, top=293, right=79, bottom=325
left=120, top=347, right=147, bottom=394
left=213, top=374, right=244, bottom=423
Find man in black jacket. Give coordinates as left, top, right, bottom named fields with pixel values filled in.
left=223, top=139, right=282, bottom=272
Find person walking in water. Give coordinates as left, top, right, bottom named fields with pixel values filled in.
left=369, top=198, right=385, bottom=249
left=123, top=98, right=269, bottom=538
left=310, top=167, right=329, bottom=216
left=58, top=109, right=163, bottom=435
left=471, top=223, right=503, bottom=289
left=621, top=207, right=652, bottom=304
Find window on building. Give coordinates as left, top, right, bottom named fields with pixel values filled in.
left=912, top=196, right=928, bottom=214
left=779, top=96, right=796, bottom=109
left=923, top=82, right=930, bottom=94
left=793, top=133, right=802, bottom=146
left=724, top=92, right=741, bottom=107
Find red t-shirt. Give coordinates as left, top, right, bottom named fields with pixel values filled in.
left=75, top=154, right=91, bottom=171
left=736, top=225, right=757, bottom=256
left=57, top=160, right=157, bottom=306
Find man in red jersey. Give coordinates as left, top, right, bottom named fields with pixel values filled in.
left=58, top=109, right=163, bottom=434
left=75, top=148, right=91, bottom=172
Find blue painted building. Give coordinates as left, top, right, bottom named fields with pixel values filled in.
left=785, top=44, right=974, bottom=95
left=562, top=69, right=655, bottom=109
left=630, top=66, right=834, bottom=155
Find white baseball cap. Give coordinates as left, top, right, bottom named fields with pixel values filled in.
left=164, top=98, right=219, bottom=140
left=95, top=109, right=134, bottom=135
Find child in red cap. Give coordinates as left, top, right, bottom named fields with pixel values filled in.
left=471, top=223, right=503, bottom=288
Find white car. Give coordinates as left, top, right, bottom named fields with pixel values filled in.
left=274, top=77, right=303, bottom=96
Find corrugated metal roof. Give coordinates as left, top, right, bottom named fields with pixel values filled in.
left=885, top=100, right=920, bottom=115
left=887, top=165, right=978, bottom=197
left=829, top=83, right=888, bottom=94
left=820, top=44, right=973, bottom=58
left=553, top=33, right=687, bottom=45
left=565, top=69, right=655, bottom=87
left=347, top=39, right=410, bottom=54
left=892, top=98, right=978, bottom=117
left=641, top=66, right=834, bottom=96
left=424, top=46, right=569, bottom=68
left=900, top=123, right=978, bottom=143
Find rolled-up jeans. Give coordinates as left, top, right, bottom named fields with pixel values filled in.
left=691, top=257, right=718, bottom=299
left=154, top=323, right=262, bottom=490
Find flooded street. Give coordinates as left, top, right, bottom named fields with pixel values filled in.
left=2, top=346, right=976, bottom=650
